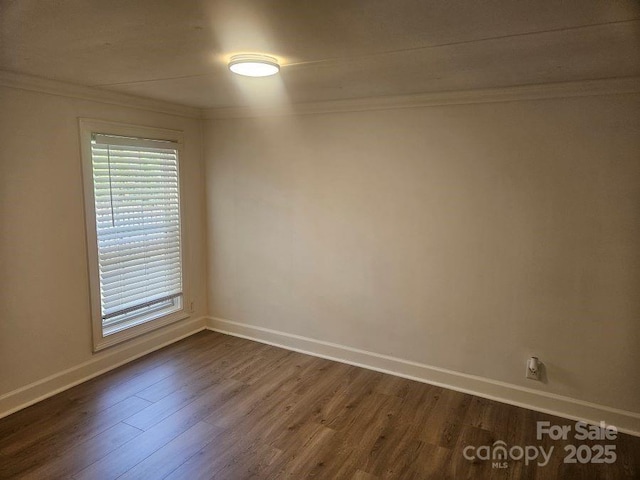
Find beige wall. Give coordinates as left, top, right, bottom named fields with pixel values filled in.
left=0, top=86, right=207, bottom=396
left=1, top=81, right=638, bottom=418
left=204, top=94, right=640, bottom=413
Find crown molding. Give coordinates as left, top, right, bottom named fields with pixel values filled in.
left=0, top=70, right=202, bottom=119
left=3, top=71, right=638, bottom=121
left=203, top=76, right=640, bottom=119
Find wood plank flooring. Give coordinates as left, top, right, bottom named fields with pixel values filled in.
left=0, top=331, right=638, bottom=479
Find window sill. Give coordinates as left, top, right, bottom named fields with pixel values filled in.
left=93, top=310, right=191, bottom=352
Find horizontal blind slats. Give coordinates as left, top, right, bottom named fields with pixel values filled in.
left=103, top=294, right=180, bottom=323
left=101, top=264, right=182, bottom=287
left=102, top=284, right=182, bottom=312
left=98, top=241, right=181, bottom=260
left=91, top=138, right=183, bottom=324
left=95, top=206, right=180, bottom=216
left=99, top=253, right=181, bottom=281
left=93, top=155, right=178, bottom=162
left=101, top=271, right=182, bottom=298
left=102, top=291, right=181, bottom=317
left=96, top=224, right=180, bottom=242
left=99, top=249, right=180, bottom=271
left=96, top=215, right=180, bottom=228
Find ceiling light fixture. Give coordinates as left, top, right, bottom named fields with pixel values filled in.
left=228, top=54, right=280, bottom=77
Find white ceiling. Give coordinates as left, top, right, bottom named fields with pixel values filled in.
left=1, top=0, right=639, bottom=109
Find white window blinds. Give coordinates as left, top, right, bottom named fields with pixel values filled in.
left=90, top=134, right=183, bottom=330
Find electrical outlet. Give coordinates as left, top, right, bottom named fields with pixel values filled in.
left=526, top=356, right=541, bottom=381
left=189, top=300, right=195, bottom=313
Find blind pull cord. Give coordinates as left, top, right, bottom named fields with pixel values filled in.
left=106, top=145, right=115, bottom=227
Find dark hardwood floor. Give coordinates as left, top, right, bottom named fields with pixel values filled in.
left=0, top=330, right=638, bottom=479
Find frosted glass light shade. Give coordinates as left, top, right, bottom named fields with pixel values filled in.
left=228, top=55, right=280, bottom=77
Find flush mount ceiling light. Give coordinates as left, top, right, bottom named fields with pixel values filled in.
left=228, top=54, right=280, bottom=77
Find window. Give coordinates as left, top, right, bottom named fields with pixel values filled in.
left=80, top=120, right=189, bottom=350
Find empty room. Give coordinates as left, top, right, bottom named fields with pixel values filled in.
left=1, top=1, right=639, bottom=479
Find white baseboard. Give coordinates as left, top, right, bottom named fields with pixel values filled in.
left=4, top=314, right=638, bottom=438
left=0, top=316, right=207, bottom=420
left=207, top=317, right=640, bottom=437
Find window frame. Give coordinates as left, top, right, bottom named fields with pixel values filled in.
left=79, top=118, right=191, bottom=352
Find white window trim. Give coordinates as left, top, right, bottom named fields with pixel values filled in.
left=79, top=118, right=191, bottom=352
